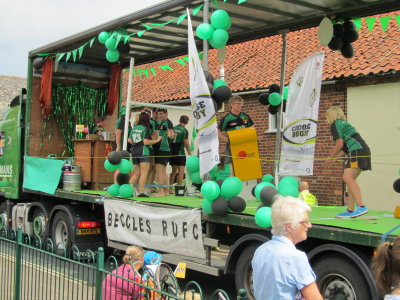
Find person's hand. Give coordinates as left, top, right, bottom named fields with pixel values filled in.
left=156, top=136, right=162, bottom=142
left=322, top=158, right=332, bottom=169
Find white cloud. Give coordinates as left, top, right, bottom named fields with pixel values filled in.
left=0, top=0, right=165, bottom=77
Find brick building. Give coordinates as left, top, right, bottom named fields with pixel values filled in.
left=122, top=11, right=400, bottom=209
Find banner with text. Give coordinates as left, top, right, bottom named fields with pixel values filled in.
left=187, top=9, right=219, bottom=177
left=104, top=199, right=205, bottom=259
left=279, top=52, right=324, bottom=176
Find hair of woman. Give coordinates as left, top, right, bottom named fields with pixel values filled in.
left=325, top=106, right=347, bottom=124
left=122, top=245, right=145, bottom=264
left=137, top=112, right=151, bottom=128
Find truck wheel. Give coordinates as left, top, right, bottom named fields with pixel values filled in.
left=234, top=244, right=259, bottom=300
left=0, top=202, right=9, bottom=234
left=51, top=211, right=73, bottom=255
left=32, top=208, right=49, bottom=243
left=313, top=254, right=372, bottom=299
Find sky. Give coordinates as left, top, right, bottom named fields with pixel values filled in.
left=0, top=0, right=166, bottom=78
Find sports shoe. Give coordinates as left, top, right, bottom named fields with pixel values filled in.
left=137, top=193, right=149, bottom=198
left=348, top=206, right=368, bottom=218
left=337, top=210, right=353, bottom=217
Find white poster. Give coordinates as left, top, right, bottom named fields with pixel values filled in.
left=279, top=52, right=325, bottom=176
left=104, top=199, right=205, bottom=259
left=187, top=9, right=220, bottom=177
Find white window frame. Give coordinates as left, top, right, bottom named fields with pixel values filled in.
left=266, top=112, right=285, bottom=133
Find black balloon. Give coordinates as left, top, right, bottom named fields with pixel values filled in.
left=228, top=196, right=246, bottom=212
left=333, top=23, right=344, bottom=37
left=120, top=150, right=131, bottom=159
left=33, top=57, right=44, bottom=70
left=269, top=83, right=280, bottom=94
left=117, top=42, right=131, bottom=54
left=212, top=99, right=222, bottom=112
left=116, top=173, right=130, bottom=185
left=215, top=180, right=224, bottom=188
left=256, top=204, right=265, bottom=210
left=341, top=43, right=354, bottom=58
left=268, top=104, right=279, bottom=115
left=259, top=93, right=269, bottom=105
left=212, top=197, right=228, bottom=216
left=328, top=36, right=344, bottom=51
left=251, top=185, right=256, bottom=197
left=343, top=29, right=359, bottom=43
left=343, top=20, right=356, bottom=31
left=260, top=186, right=278, bottom=207
left=108, top=151, right=123, bottom=165
left=393, top=178, right=400, bottom=193
left=204, top=71, right=215, bottom=94
left=212, top=85, right=232, bottom=103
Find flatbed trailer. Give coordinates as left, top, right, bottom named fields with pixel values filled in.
left=1, top=1, right=400, bottom=299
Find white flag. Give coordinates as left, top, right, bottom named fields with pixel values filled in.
left=187, top=9, right=219, bottom=177
left=279, top=52, right=325, bottom=176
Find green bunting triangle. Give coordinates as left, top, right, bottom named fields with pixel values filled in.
left=352, top=17, right=362, bottom=31
left=143, top=69, right=149, bottom=78
left=396, top=15, right=400, bottom=27
left=366, top=17, right=376, bottom=32
left=78, top=46, right=84, bottom=59
left=149, top=68, right=156, bottom=76
left=238, top=0, right=247, bottom=4
left=380, top=16, right=391, bottom=32
left=177, top=14, right=188, bottom=25
left=137, top=30, right=146, bottom=37
left=175, top=59, right=186, bottom=66
left=89, top=37, right=96, bottom=48
left=213, top=0, right=219, bottom=9
left=72, top=49, right=77, bottom=62
left=143, top=23, right=154, bottom=30
left=65, top=52, right=71, bottom=62
left=193, top=4, right=204, bottom=16
left=57, top=53, right=66, bottom=62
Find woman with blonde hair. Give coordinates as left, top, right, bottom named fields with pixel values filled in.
left=103, top=245, right=145, bottom=300
left=371, top=236, right=400, bottom=299
left=323, top=106, right=371, bottom=218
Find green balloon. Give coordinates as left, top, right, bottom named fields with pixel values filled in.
left=255, top=182, right=275, bottom=200
left=209, top=165, right=218, bottom=179
left=224, top=18, right=232, bottom=30
left=268, top=92, right=282, bottom=106
left=209, top=36, right=225, bottom=49
left=283, top=86, right=289, bottom=100
left=279, top=176, right=299, bottom=189
left=118, top=159, right=132, bottom=174
left=190, top=171, right=202, bottom=184
left=278, top=184, right=299, bottom=197
left=186, top=156, right=200, bottom=172
left=196, top=23, right=214, bottom=40
left=211, top=10, right=231, bottom=29
left=108, top=184, right=120, bottom=197
left=119, top=184, right=133, bottom=198
left=106, top=49, right=120, bottom=63
left=202, top=198, right=214, bottom=214
left=201, top=181, right=221, bottom=201
left=255, top=206, right=272, bottom=228
left=212, top=29, right=229, bottom=46
left=98, top=31, right=110, bottom=44
left=262, top=174, right=274, bottom=183
left=104, top=159, right=118, bottom=172
left=105, top=37, right=117, bottom=50
left=213, top=79, right=227, bottom=90
left=221, top=176, right=242, bottom=199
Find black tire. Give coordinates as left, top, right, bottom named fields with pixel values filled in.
left=0, top=202, right=9, bottom=234
left=32, top=207, right=49, bottom=243
left=51, top=211, right=73, bottom=255
left=313, top=254, right=373, bottom=300
left=234, top=244, right=260, bottom=300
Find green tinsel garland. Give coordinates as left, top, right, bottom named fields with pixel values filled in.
left=51, top=83, right=108, bottom=156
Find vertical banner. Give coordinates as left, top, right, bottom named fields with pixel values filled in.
left=187, top=9, right=220, bottom=177
left=279, top=52, right=325, bottom=176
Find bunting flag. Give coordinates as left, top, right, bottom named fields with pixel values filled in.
left=279, top=52, right=325, bottom=176
left=187, top=9, right=220, bottom=177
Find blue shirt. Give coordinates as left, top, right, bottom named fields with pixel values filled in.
left=252, top=235, right=316, bottom=300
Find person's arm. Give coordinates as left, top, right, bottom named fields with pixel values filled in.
left=144, top=136, right=162, bottom=146
left=301, top=282, right=323, bottom=300
left=218, top=128, right=229, bottom=143
left=183, top=138, right=191, bottom=155
left=115, top=129, right=123, bottom=151
left=323, top=138, right=344, bottom=168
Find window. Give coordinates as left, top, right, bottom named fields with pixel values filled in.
left=267, top=112, right=285, bottom=133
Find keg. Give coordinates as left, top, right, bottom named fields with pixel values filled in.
left=63, top=165, right=82, bottom=191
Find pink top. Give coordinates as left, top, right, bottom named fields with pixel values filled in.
left=102, top=264, right=143, bottom=300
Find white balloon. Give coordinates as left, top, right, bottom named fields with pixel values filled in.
left=318, top=17, right=334, bottom=46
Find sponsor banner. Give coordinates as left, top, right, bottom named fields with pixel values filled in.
left=228, top=127, right=262, bottom=181
left=104, top=199, right=205, bottom=259
left=279, top=52, right=325, bottom=176
left=187, top=10, right=219, bottom=177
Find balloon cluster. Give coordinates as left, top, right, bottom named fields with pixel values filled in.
left=196, top=10, right=231, bottom=49
left=393, top=169, right=400, bottom=193
left=328, top=20, right=359, bottom=59
left=204, top=72, right=232, bottom=111
left=104, top=150, right=134, bottom=198
left=98, top=28, right=131, bottom=63
left=201, top=177, right=245, bottom=216
left=186, top=156, right=203, bottom=185
left=253, top=175, right=300, bottom=228
left=258, top=84, right=289, bottom=115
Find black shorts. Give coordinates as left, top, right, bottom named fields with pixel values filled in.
left=154, top=150, right=170, bottom=165
left=344, top=148, right=371, bottom=171
left=170, top=153, right=186, bottom=166
left=132, top=156, right=151, bottom=165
